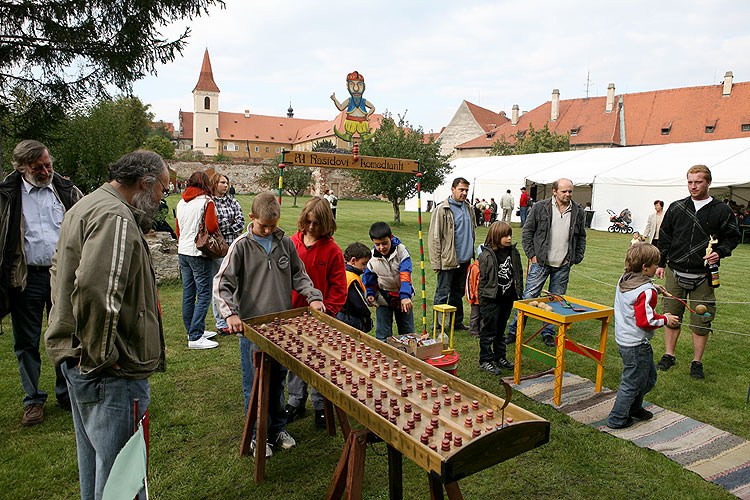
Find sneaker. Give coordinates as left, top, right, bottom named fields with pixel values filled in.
left=202, top=330, right=218, bottom=339
left=496, top=358, right=515, bottom=370
left=656, top=354, right=676, bottom=371
left=250, top=439, right=272, bottom=458
left=608, top=417, right=634, bottom=429
left=188, top=337, right=219, bottom=349
left=630, top=408, right=653, bottom=421
left=285, top=404, right=305, bottom=423
left=314, top=409, right=326, bottom=429
left=690, top=361, right=705, bottom=379
left=479, top=362, right=501, bottom=375
left=217, top=327, right=232, bottom=336
left=274, top=430, right=296, bottom=450
left=542, top=336, right=556, bottom=347
left=21, top=403, right=44, bottom=426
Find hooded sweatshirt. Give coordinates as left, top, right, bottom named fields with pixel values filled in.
left=290, top=232, right=347, bottom=315
left=613, top=272, right=667, bottom=347
left=175, top=187, right=219, bottom=256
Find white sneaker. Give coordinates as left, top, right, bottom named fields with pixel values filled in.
left=188, top=337, right=219, bottom=349
left=274, top=430, right=296, bottom=450
left=251, top=439, right=273, bottom=458
left=202, top=330, right=218, bottom=339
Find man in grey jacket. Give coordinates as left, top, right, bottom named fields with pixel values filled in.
left=506, top=178, right=587, bottom=347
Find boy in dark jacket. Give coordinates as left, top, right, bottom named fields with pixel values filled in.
left=335, top=242, right=373, bottom=332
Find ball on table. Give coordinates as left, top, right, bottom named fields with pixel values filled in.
left=529, top=301, right=539, bottom=307
left=695, top=304, right=708, bottom=315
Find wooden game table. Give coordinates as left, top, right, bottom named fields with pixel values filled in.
left=241, top=307, right=550, bottom=500
left=512, top=295, right=614, bottom=406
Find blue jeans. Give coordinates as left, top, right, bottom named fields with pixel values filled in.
left=9, top=267, right=68, bottom=405
left=211, top=257, right=228, bottom=330
left=607, top=343, right=657, bottom=428
left=240, top=337, right=288, bottom=439
left=433, top=262, right=470, bottom=326
left=520, top=206, right=529, bottom=226
left=179, top=254, right=213, bottom=341
left=62, top=363, right=149, bottom=500
left=507, top=262, right=570, bottom=341
left=375, top=305, right=414, bottom=341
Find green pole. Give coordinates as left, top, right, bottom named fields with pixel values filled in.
left=416, top=164, right=427, bottom=337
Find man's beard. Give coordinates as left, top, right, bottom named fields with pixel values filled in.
left=24, top=170, right=52, bottom=188
left=350, top=93, right=362, bottom=107
left=131, top=190, right=160, bottom=233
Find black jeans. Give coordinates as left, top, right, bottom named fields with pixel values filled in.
left=478, top=293, right=515, bottom=364
left=433, top=262, right=470, bottom=326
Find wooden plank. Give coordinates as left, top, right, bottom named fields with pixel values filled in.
left=239, top=350, right=262, bottom=457
left=281, top=150, right=419, bottom=173
left=345, top=429, right=367, bottom=500
left=444, top=482, right=463, bottom=500
left=324, top=397, right=336, bottom=437
left=254, top=353, right=271, bottom=484
left=387, top=444, right=403, bottom=500
left=335, top=405, right=352, bottom=439
left=325, top=432, right=353, bottom=500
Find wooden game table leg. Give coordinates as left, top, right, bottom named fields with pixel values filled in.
left=335, top=405, right=351, bottom=439
left=325, top=428, right=368, bottom=500
left=513, top=311, right=526, bottom=385
left=324, top=397, right=336, bottom=436
left=595, top=317, right=610, bottom=393
left=428, top=473, right=464, bottom=500
left=239, top=350, right=271, bottom=483
left=387, top=444, right=403, bottom=500
left=553, top=323, right=566, bottom=406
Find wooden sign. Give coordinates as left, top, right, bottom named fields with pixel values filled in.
left=282, top=150, right=419, bottom=174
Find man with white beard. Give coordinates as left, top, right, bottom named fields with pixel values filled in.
left=45, top=149, right=168, bottom=500
left=0, top=140, right=82, bottom=426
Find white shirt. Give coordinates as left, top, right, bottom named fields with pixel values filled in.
left=21, top=176, right=64, bottom=266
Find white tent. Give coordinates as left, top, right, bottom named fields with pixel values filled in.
left=407, top=138, right=750, bottom=232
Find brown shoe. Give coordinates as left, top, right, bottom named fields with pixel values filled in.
left=21, top=403, right=44, bottom=426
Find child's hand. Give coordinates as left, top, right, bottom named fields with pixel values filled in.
left=367, top=295, right=375, bottom=306
left=310, top=300, right=326, bottom=313
left=664, top=313, right=679, bottom=328
left=653, top=284, right=667, bottom=294
left=227, top=315, right=244, bottom=334
left=400, top=298, right=413, bottom=313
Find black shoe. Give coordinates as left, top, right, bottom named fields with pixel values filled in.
left=285, top=404, right=305, bottom=423
left=542, top=336, right=556, bottom=347
left=453, top=323, right=468, bottom=331
left=608, top=417, right=634, bottom=429
left=630, top=408, right=653, bottom=421
left=479, top=362, right=501, bottom=375
left=656, top=354, right=676, bottom=371
left=496, top=358, right=515, bottom=370
left=505, top=334, right=516, bottom=345
left=55, top=398, right=72, bottom=412
left=690, top=361, right=705, bottom=379
left=314, top=409, right=326, bottom=429
left=469, top=331, right=480, bottom=338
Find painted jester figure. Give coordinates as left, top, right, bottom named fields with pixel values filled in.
left=331, top=70, right=376, bottom=142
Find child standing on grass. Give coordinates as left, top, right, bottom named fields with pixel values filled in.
left=363, top=222, right=415, bottom=341
left=214, top=193, right=324, bottom=458
left=286, top=197, right=347, bottom=429
left=607, top=243, right=678, bottom=429
left=335, top=242, right=373, bottom=333
left=477, top=222, right=523, bottom=375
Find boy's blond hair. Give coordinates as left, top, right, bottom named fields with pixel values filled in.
left=484, top=221, right=512, bottom=249
left=687, top=164, right=712, bottom=183
left=251, top=192, right=281, bottom=220
left=624, top=243, right=660, bottom=273
left=297, top=196, right=336, bottom=236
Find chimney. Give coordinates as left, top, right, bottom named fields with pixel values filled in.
left=244, top=109, right=250, bottom=118
left=605, top=83, right=615, bottom=113
left=722, top=71, right=733, bottom=96
left=551, top=89, right=560, bottom=121
left=511, top=104, right=519, bottom=126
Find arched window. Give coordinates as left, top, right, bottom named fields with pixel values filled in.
left=204, top=96, right=210, bottom=110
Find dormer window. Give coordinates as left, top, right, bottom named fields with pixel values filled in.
left=570, top=127, right=580, bottom=136
left=661, top=122, right=672, bottom=135
left=742, top=123, right=750, bottom=132
left=705, top=119, right=717, bottom=134
left=486, top=131, right=496, bottom=139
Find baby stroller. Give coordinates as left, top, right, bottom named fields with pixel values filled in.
left=607, top=208, right=633, bottom=233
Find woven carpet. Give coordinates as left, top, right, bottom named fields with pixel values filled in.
left=508, top=371, right=750, bottom=499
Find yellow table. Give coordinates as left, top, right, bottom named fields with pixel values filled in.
left=512, top=295, right=614, bottom=406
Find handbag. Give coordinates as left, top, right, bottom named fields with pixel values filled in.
left=194, top=198, right=228, bottom=259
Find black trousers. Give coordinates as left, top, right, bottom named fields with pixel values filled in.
left=478, top=293, right=514, bottom=364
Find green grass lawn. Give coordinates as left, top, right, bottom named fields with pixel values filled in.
left=1, top=194, right=747, bottom=499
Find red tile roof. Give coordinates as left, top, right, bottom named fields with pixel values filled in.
left=193, top=49, right=220, bottom=93
left=293, top=111, right=383, bottom=142
left=151, top=121, right=174, bottom=136
left=464, top=101, right=510, bottom=131
left=217, top=112, right=325, bottom=144
left=423, top=132, right=441, bottom=143
left=457, top=79, right=750, bottom=150
left=178, top=111, right=192, bottom=139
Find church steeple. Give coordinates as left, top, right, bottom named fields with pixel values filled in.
left=287, top=101, right=294, bottom=118
left=193, top=49, right=220, bottom=93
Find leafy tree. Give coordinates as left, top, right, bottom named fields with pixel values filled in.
left=213, top=152, right=232, bottom=162
left=150, top=121, right=175, bottom=141
left=488, top=122, right=569, bottom=156
left=353, top=112, right=451, bottom=223
left=144, top=135, right=175, bottom=160
left=258, top=156, right=313, bottom=207
left=313, top=139, right=336, bottom=151
left=54, top=96, right=153, bottom=191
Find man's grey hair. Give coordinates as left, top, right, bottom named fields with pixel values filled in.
left=12, top=140, right=49, bottom=171
left=108, top=149, right=165, bottom=187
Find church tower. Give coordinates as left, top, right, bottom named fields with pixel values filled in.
left=192, top=49, right=220, bottom=155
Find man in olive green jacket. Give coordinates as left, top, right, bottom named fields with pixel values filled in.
left=45, top=150, right=168, bottom=500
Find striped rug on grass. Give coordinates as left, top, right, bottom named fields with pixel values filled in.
left=507, top=371, right=750, bottom=499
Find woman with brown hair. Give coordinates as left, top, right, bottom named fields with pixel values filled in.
left=176, top=171, right=219, bottom=350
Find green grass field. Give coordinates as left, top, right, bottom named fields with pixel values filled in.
left=1, top=195, right=747, bottom=499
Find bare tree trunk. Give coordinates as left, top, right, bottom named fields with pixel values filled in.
left=392, top=199, right=401, bottom=224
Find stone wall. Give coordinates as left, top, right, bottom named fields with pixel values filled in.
left=144, top=231, right=180, bottom=285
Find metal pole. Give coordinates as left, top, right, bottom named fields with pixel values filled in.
left=277, top=163, right=285, bottom=205
left=416, top=166, right=427, bottom=337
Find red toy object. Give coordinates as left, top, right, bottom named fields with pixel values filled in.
left=424, top=351, right=460, bottom=376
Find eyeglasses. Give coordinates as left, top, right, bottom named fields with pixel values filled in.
left=157, top=178, right=170, bottom=197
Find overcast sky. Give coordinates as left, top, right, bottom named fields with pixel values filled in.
left=133, top=1, right=750, bottom=133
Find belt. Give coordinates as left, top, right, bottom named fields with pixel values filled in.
left=27, top=265, right=51, bottom=272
